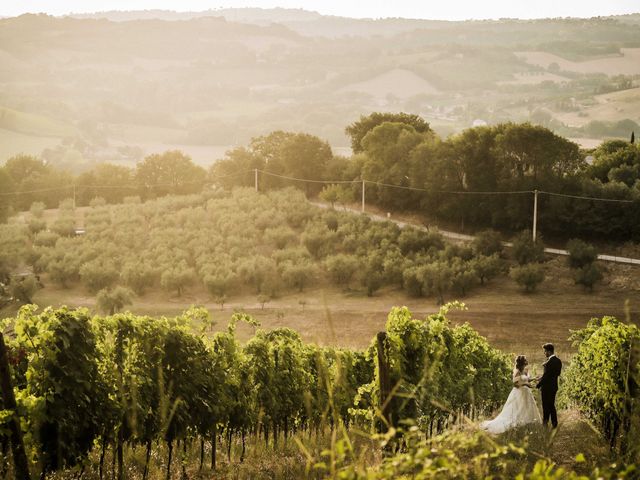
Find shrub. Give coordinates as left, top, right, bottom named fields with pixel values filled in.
left=511, top=230, right=545, bottom=265
left=204, top=272, right=236, bottom=297
left=28, top=218, right=47, bottom=235
left=80, top=260, right=120, bottom=293
left=574, top=263, right=603, bottom=291
left=471, top=254, right=503, bottom=285
left=96, top=286, right=134, bottom=314
left=281, top=261, right=317, bottom=292
left=472, top=229, right=503, bottom=256
left=160, top=264, right=196, bottom=296
left=120, top=262, right=158, bottom=295
left=58, top=197, right=75, bottom=211
left=50, top=217, right=76, bottom=237
left=48, top=258, right=79, bottom=288
left=33, top=230, right=59, bottom=247
left=89, top=196, right=107, bottom=207
left=398, top=228, right=444, bottom=255
left=510, top=264, right=545, bottom=292
left=30, top=201, right=46, bottom=218
left=402, top=267, right=424, bottom=297
left=264, top=226, right=297, bottom=249
left=566, top=239, right=598, bottom=269
left=302, top=224, right=337, bottom=259
left=123, top=196, right=141, bottom=204
left=9, top=275, right=39, bottom=304
left=451, top=263, right=477, bottom=297
left=324, top=254, right=360, bottom=286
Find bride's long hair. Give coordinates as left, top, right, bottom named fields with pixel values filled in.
left=514, top=355, right=528, bottom=374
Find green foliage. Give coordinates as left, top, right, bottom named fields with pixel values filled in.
left=566, top=239, right=598, bottom=269
left=421, top=261, right=454, bottom=304
left=160, top=263, right=196, bottom=296
left=135, top=150, right=206, bottom=198
left=562, top=317, right=639, bottom=455
left=345, top=112, right=431, bottom=153
left=89, top=196, right=106, bottom=207
left=47, top=257, right=78, bottom=288
left=12, top=305, right=108, bottom=473
left=302, top=223, right=338, bottom=259
left=3, top=303, right=636, bottom=477
left=351, top=304, right=511, bottom=432
left=574, top=263, right=604, bottom=292
left=510, top=263, right=545, bottom=292
left=120, top=261, right=158, bottom=295
left=27, top=217, right=47, bottom=235
left=8, top=275, right=39, bottom=304
left=29, top=201, right=46, bottom=218
left=95, top=286, right=134, bottom=314
left=50, top=217, right=76, bottom=237
left=58, top=198, right=74, bottom=211
left=320, top=184, right=352, bottom=209
left=511, top=230, right=545, bottom=265
left=472, top=229, right=504, bottom=256
left=79, top=259, right=119, bottom=293
left=398, top=227, right=444, bottom=255
left=471, top=254, right=504, bottom=285
left=281, top=260, right=317, bottom=292
left=324, top=254, right=360, bottom=287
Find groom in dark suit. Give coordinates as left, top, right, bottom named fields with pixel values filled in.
left=536, top=343, right=562, bottom=428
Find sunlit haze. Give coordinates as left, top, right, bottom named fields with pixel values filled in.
left=2, top=0, right=638, bottom=20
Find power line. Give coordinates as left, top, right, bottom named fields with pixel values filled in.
left=1, top=168, right=637, bottom=205
left=0, top=185, right=74, bottom=196
left=366, top=180, right=532, bottom=196
left=257, top=169, right=360, bottom=184
left=0, top=170, right=253, bottom=197
left=538, top=190, right=635, bottom=203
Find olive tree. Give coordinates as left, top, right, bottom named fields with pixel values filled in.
left=96, top=286, right=134, bottom=314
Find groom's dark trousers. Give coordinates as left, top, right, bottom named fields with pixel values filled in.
left=541, top=389, right=558, bottom=428
left=536, top=355, right=562, bottom=428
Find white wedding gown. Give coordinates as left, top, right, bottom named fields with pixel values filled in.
left=481, top=371, right=541, bottom=434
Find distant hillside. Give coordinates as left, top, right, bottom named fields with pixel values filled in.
left=1, top=11, right=639, bottom=168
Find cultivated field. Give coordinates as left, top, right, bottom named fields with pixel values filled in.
left=555, top=86, right=640, bottom=128
left=339, top=68, right=440, bottom=99
left=515, top=48, right=640, bottom=75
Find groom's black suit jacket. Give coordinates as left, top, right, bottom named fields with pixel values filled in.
left=536, top=355, right=562, bottom=393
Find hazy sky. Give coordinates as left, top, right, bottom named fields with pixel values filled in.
left=2, top=0, right=639, bottom=20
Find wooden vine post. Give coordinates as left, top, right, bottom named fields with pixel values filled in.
left=376, top=331, right=392, bottom=431
left=0, top=332, right=31, bottom=480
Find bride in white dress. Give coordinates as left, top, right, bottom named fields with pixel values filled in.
left=481, top=355, right=541, bottom=434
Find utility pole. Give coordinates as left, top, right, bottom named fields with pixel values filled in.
left=254, top=169, right=258, bottom=192
left=532, top=189, right=538, bottom=242
left=376, top=332, right=391, bottom=431
left=361, top=179, right=365, bottom=213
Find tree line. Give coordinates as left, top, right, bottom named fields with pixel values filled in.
left=2, top=113, right=639, bottom=239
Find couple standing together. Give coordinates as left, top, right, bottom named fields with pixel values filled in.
left=482, top=343, right=562, bottom=434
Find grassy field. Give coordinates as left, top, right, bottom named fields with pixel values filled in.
left=0, top=127, right=61, bottom=162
